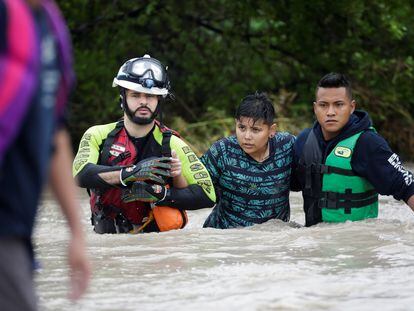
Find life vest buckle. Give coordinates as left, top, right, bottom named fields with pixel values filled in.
left=318, top=197, right=338, bottom=209
left=319, top=164, right=331, bottom=174
left=321, top=191, right=339, bottom=201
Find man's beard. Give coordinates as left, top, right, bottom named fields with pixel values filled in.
left=124, top=103, right=159, bottom=125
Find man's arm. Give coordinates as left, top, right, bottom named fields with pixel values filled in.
left=407, top=195, right=414, bottom=212
left=353, top=131, right=414, bottom=208
left=148, top=136, right=216, bottom=210
left=73, top=123, right=172, bottom=190
left=73, top=123, right=121, bottom=190
left=49, top=128, right=91, bottom=300
left=76, top=163, right=121, bottom=189
left=119, top=137, right=215, bottom=208
left=120, top=142, right=215, bottom=208
left=289, top=138, right=302, bottom=192
left=170, top=149, right=188, bottom=188
left=289, top=129, right=311, bottom=192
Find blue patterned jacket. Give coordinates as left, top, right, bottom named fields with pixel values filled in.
left=202, top=133, right=295, bottom=229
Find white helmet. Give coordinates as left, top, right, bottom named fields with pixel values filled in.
left=112, top=54, right=170, bottom=96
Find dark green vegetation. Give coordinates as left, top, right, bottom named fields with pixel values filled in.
left=58, top=0, right=414, bottom=159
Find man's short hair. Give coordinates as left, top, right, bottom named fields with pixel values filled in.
left=316, top=72, right=352, bottom=100
left=235, top=92, right=276, bottom=125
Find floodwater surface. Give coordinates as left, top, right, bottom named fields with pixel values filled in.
left=34, top=166, right=414, bottom=311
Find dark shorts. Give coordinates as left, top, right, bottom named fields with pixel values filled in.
left=0, top=237, right=37, bottom=311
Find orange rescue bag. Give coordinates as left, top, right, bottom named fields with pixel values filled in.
left=152, top=206, right=188, bottom=232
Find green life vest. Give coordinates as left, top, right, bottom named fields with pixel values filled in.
left=321, top=131, right=378, bottom=222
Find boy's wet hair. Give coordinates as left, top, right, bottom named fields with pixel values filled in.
left=235, top=92, right=276, bottom=125
left=317, top=72, right=353, bottom=100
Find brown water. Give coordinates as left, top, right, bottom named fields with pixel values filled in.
left=34, top=166, right=414, bottom=311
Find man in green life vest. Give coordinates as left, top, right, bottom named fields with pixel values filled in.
left=72, top=55, right=215, bottom=233
left=291, top=73, right=414, bottom=226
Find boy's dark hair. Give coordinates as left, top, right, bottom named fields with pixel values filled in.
left=316, top=72, right=352, bottom=100
left=235, top=92, right=276, bottom=125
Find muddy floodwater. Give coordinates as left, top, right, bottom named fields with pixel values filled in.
left=34, top=165, right=414, bottom=311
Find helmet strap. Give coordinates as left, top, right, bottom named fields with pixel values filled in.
left=157, top=98, right=164, bottom=126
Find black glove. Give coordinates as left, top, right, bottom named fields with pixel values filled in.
left=121, top=181, right=168, bottom=203
left=120, top=157, right=171, bottom=186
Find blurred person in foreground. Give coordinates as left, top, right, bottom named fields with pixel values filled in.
left=73, top=55, right=215, bottom=234
left=291, top=72, right=414, bottom=226
left=0, top=0, right=90, bottom=309
left=202, top=92, right=295, bottom=229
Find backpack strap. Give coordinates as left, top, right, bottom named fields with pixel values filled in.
left=155, top=120, right=181, bottom=158
left=155, top=120, right=181, bottom=138
left=161, top=130, right=172, bottom=157
left=100, top=120, right=125, bottom=165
